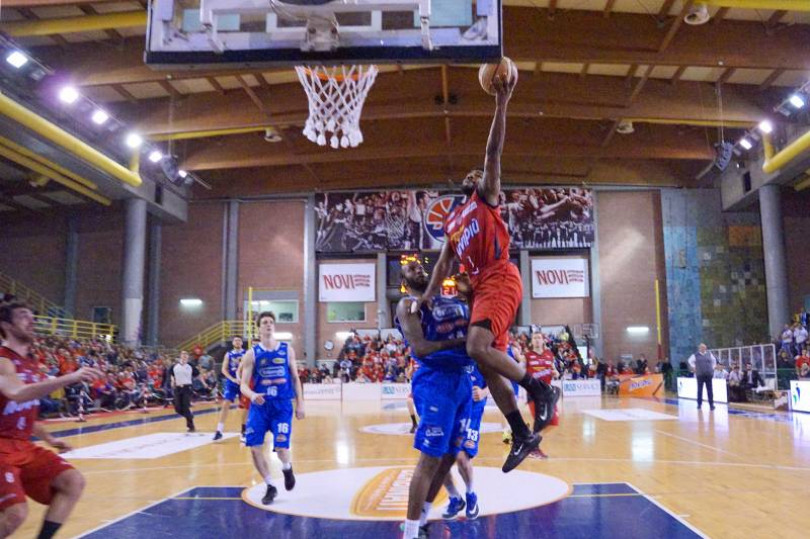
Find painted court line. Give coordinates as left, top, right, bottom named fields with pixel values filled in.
left=625, top=482, right=708, bottom=539
left=655, top=429, right=741, bottom=458
left=76, top=487, right=190, bottom=538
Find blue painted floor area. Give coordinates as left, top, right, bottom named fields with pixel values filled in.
left=80, top=483, right=701, bottom=539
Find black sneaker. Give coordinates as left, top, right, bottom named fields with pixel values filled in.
left=283, top=466, right=296, bottom=491
left=213, top=431, right=223, bottom=441
left=417, top=523, right=430, bottom=539
left=261, top=484, right=278, bottom=505
left=502, top=432, right=541, bottom=473
left=187, top=426, right=196, bottom=433
left=531, top=385, right=561, bottom=433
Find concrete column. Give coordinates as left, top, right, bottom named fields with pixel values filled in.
left=519, top=250, right=532, bottom=326
left=377, top=253, right=390, bottom=331
left=146, top=220, right=161, bottom=346
left=590, top=192, right=604, bottom=359
left=63, top=214, right=78, bottom=317
left=759, top=184, right=790, bottom=340
left=223, top=200, right=239, bottom=321
left=121, top=198, right=147, bottom=347
left=303, top=195, right=317, bottom=367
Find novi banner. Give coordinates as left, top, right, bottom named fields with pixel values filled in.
left=319, top=263, right=376, bottom=302
left=531, top=258, right=590, bottom=298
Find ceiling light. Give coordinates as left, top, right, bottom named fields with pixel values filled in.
left=179, top=298, right=203, bottom=307
left=58, top=86, right=79, bottom=104
left=757, top=120, right=773, bottom=134
left=148, top=150, right=163, bottom=163
left=739, top=138, right=753, bottom=150
left=91, top=109, right=109, bottom=125
left=178, top=169, right=188, bottom=178
left=789, top=94, right=806, bottom=109
left=6, top=51, right=28, bottom=69
left=125, top=133, right=143, bottom=149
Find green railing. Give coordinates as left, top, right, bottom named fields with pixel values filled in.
left=0, top=271, right=67, bottom=317
left=34, top=315, right=116, bottom=342
left=176, top=320, right=247, bottom=353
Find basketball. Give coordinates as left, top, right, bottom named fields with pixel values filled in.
left=478, top=57, right=518, bottom=95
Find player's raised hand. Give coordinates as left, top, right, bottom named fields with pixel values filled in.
left=492, top=69, right=516, bottom=104
left=72, top=367, right=104, bottom=384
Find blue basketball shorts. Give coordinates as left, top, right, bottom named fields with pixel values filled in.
left=461, top=397, right=487, bottom=458
left=412, top=368, right=472, bottom=458
left=223, top=380, right=241, bottom=402
left=244, top=399, right=293, bottom=449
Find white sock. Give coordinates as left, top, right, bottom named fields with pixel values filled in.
left=445, top=481, right=460, bottom=498
left=466, top=480, right=474, bottom=494
left=216, top=423, right=224, bottom=432
left=420, top=502, right=432, bottom=525
left=282, top=462, right=292, bottom=471
left=264, top=474, right=275, bottom=486
left=403, top=519, right=421, bottom=539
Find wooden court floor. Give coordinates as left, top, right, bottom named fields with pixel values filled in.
left=15, top=395, right=810, bottom=538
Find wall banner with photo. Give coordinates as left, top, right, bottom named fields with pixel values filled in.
left=314, top=188, right=594, bottom=253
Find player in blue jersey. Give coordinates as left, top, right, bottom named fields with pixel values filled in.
left=214, top=336, right=247, bottom=442
left=239, top=312, right=305, bottom=505
left=396, top=259, right=473, bottom=539
left=441, top=361, right=488, bottom=521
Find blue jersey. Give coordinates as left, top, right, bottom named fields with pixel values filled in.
left=226, top=349, right=244, bottom=378
left=396, top=295, right=472, bottom=372
left=251, top=343, right=294, bottom=400
left=466, top=363, right=487, bottom=389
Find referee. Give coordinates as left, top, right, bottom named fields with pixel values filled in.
left=171, top=351, right=197, bottom=432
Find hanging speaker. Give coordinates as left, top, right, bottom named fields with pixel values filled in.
left=714, top=142, right=734, bottom=171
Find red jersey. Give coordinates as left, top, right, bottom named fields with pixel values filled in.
left=525, top=349, right=556, bottom=384
left=0, top=346, right=44, bottom=441
left=445, top=191, right=510, bottom=282
left=796, top=355, right=810, bottom=371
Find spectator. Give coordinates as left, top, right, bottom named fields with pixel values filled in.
left=713, top=363, right=728, bottom=380
left=741, top=362, right=765, bottom=396
left=796, top=348, right=810, bottom=379
left=779, top=325, right=794, bottom=356
left=727, top=364, right=744, bottom=402
left=794, top=324, right=808, bottom=355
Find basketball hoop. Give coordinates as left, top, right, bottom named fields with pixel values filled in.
left=295, top=64, right=378, bottom=149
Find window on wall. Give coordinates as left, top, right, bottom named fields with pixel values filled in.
left=247, top=300, right=299, bottom=323
left=327, top=302, right=366, bottom=323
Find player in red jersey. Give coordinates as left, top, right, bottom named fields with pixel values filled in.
left=525, top=332, right=559, bottom=432
left=413, top=72, right=560, bottom=473
left=0, top=301, right=103, bottom=538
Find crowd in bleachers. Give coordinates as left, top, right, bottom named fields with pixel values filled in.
left=28, top=336, right=219, bottom=420
left=308, top=327, right=662, bottom=391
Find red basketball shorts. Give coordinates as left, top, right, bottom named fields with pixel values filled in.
left=470, top=262, right=523, bottom=352
left=0, top=439, right=74, bottom=510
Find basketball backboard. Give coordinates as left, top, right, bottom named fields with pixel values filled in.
left=145, top=0, right=502, bottom=68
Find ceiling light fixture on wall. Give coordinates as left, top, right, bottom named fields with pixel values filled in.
left=684, top=2, right=710, bottom=25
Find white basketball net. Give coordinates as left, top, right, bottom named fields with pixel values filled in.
left=295, top=64, right=378, bottom=149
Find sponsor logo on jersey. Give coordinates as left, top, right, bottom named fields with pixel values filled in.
left=454, top=218, right=481, bottom=258
left=464, top=439, right=476, bottom=449
left=276, top=435, right=287, bottom=443
left=425, top=427, right=444, bottom=437
left=258, top=366, right=286, bottom=379
left=2, top=399, right=39, bottom=416
left=272, top=358, right=286, bottom=364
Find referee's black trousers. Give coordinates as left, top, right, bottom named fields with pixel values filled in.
left=174, top=386, right=195, bottom=429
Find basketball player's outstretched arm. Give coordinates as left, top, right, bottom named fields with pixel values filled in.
left=481, top=72, right=516, bottom=207
left=397, top=297, right=465, bottom=358
left=413, top=241, right=455, bottom=313
left=288, top=346, right=305, bottom=420
left=0, top=358, right=102, bottom=402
